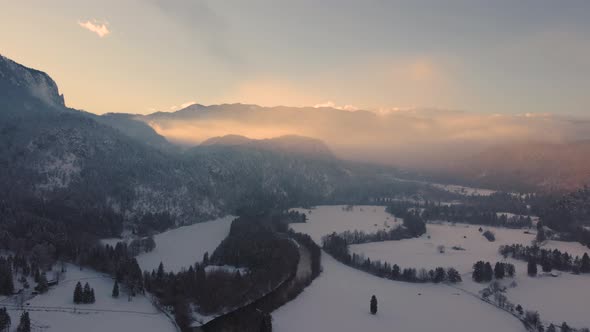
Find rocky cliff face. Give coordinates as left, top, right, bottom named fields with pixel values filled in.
left=0, top=55, right=65, bottom=109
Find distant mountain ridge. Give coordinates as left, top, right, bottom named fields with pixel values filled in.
left=140, top=103, right=590, bottom=192
left=0, top=54, right=410, bottom=235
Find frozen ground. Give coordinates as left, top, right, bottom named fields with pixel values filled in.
left=290, top=206, right=401, bottom=243
left=505, top=270, right=590, bottom=328
left=2, top=264, right=175, bottom=332
left=351, top=221, right=590, bottom=328
left=350, top=222, right=536, bottom=274
left=431, top=183, right=497, bottom=196
left=137, top=215, right=235, bottom=273
left=283, top=205, right=590, bottom=330
left=273, top=253, right=526, bottom=332
left=277, top=206, right=526, bottom=332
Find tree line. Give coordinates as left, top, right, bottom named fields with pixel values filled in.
left=499, top=244, right=590, bottom=274
left=472, top=261, right=515, bottom=283
left=145, top=214, right=308, bottom=331
left=322, top=232, right=462, bottom=284
left=73, top=282, right=96, bottom=304
left=386, top=198, right=534, bottom=229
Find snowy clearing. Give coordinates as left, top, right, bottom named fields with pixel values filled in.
left=277, top=206, right=527, bottom=332
left=431, top=183, right=497, bottom=196
left=319, top=206, right=590, bottom=329
left=350, top=222, right=536, bottom=274
left=137, top=215, right=235, bottom=273
left=2, top=264, right=175, bottom=332
left=273, top=253, right=526, bottom=332
left=290, top=206, right=401, bottom=243
left=504, top=270, right=590, bottom=328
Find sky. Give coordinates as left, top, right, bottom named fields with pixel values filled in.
left=1, top=0, right=589, bottom=116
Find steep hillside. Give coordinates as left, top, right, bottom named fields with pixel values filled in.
left=0, top=55, right=413, bottom=236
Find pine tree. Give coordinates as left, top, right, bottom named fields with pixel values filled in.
left=581, top=253, right=590, bottom=273
left=484, top=262, right=493, bottom=281
left=370, top=295, right=378, bottom=315
left=433, top=267, right=446, bottom=283
left=156, top=262, right=165, bottom=281
left=112, top=280, right=120, bottom=298
left=83, top=282, right=92, bottom=303
left=73, top=282, right=83, bottom=304
left=527, top=258, right=538, bottom=277
left=36, top=273, right=49, bottom=293
left=472, top=261, right=484, bottom=282
left=547, top=324, right=556, bottom=332
left=561, top=322, right=571, bottom=332
left=16, top=311, right=30, bottom=332
left=541, top=259, right=552, bottom=273
left=89, top=288, right=95, bottom=303
left=0, top=258, right=15, bottom=296
left=505, top=263, right=516, bottom=278
left=447, top=268, right=462, bottom=283
left=259, top=312, right=272, bottom=332
left=494, top=262, right=505, bottom=279
left=0, top=307, right=11, bottom=332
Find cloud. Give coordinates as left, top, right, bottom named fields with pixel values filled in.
left=313, top=101, right=357, bottom=111
left=78, top=20, right=111, bottom=38
left=150, top=0, right=242, bottom=67
left=141, top=104, right=590, bottom=168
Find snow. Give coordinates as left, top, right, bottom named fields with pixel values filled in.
left=540, top=240, right=590, bottom=259
left=204, top=265, right=248, bottom=275
left=290, top=206, right=402, bottom=243
left=350, top=222, right=536, bottom=274
left=2, top=264, right=175, bottom=332
left=390, top=177, right=499, bottom=196
left=273, top=253, right=526, bottom=332
left=496, top=212, right=540, bottom=225
left=504, top=270, right=590, bottom=328
left=431, top=184, right=497, bottom=196
left=295, top=206, right=590, bottom=329
left=275, top=206, right=527, bottom=332
left=137, top=216, right=235, bottom=273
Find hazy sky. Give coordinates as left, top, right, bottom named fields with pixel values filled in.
left=1, top=0, right=589, bottom=116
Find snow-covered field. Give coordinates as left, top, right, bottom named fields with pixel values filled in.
left=505, top=271, right=590, bottom=328
left=2, top=264, right=175, bottom=332
left=137, top=215, right=235, bottom=273
left=280, top=205, right=590, bottom=331
left=273, top=253, right=525, bottom=332
left=290, top=206, right=401, bottom=243
left=391, top=177, right=499, bottom=196
left=431, top=183, right=497, bottom=196
left=350, top=222, right=536, bottom=274
left=277, top=206, right=527, bottom=332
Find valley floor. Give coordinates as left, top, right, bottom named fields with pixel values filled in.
left=1, top=264, right=176, bottom=332
left=277, top=205, right=590, bottom=331
left=273, top=252, right=526, bottom=332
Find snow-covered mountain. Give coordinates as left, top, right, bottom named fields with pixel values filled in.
left=0, top=55, right=65, bottom=109
left=0, top=55, right=406, bottom=234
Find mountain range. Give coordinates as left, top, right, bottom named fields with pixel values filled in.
left=2, top=52, right=589, bottom=239
left=0, top=54, right=417, bottom=234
